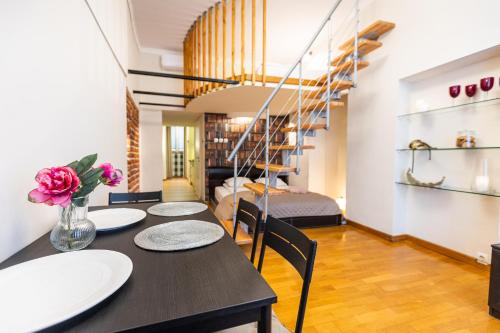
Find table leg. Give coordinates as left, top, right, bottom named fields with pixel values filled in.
left=257, top=305, right=271, bottom=333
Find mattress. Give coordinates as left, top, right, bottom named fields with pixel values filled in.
left=264, top=192, right=341, bottom=218
left=214, top=186, right=250, bottom=203
left=214, top=190, right=341, bottom=222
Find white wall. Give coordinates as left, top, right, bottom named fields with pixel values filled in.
left=305, top=131, right=327, bottom=194
left=139, top=110, right=163, bottom=191
left=288, top=97, right=348, bottom=199
left=0, top=0, right=131, bottom=262
left=127, top=0, right=141, bottom=97
left=132, top=52, right=184, bottom=110
left=325, top=101, right=348, bottom=200
left=347, top=0, right=500, bottom=259
left=131, top=51, right=187, bottom=191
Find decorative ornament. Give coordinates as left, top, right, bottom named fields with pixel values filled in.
left=406, top=169, right=445, bottom=187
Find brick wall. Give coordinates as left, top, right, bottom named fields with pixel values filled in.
left=126, top=90, right=140, bottom=192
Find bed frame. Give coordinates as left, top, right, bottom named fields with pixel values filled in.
left=207, top=167, right=342, bottom=228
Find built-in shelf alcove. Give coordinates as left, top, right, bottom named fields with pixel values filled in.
left=394, top=45, right=500, bottom=263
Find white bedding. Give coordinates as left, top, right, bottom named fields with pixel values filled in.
left=215, top=186, right=250, bottom=203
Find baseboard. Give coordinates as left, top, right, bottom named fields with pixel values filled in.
left=346, top=219, right=489, bottom=271
left=346, top=219, right=406, bottom=242
left=405, top=235, right=489, bottom=271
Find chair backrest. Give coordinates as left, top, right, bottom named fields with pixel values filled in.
left=233, top=198, right=262, bottom=263
left=108, top=191, right=162, bottom=205
left=257, top=215, right=317, bottom=333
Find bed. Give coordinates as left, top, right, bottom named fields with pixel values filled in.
left=214, top=185, right=250, bottom=203
left=207, top=167, right=343, bottom=228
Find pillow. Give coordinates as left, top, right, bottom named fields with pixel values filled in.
left=255, top=177, right=289, bottom=189
left=222, top=182, right=249, bottom=191
left=224, top=177, right=253, bottom=187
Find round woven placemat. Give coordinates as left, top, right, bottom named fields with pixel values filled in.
left=134, top=220, right=224, bottom=251
left=147, top=202, right=208, bottom=217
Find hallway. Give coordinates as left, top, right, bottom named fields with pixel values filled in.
left=163, top=178, right=199, bottom=202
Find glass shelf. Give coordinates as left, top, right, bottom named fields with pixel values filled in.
left=397, top=97, right=500, bottom=118
left=396, top=181, right=500, bottom=198
left=397, top=146, right=500, bottom=151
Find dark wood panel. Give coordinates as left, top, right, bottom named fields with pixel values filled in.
left=0, top=203, right=276, bottom=332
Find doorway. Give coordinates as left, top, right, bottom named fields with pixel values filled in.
left=167, top=126, right=185, bottom=178
left=163, top=125, right=199, bottom=202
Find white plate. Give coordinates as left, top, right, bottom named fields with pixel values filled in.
left=88, top=208, right=147, bottom=231
left=147, top=202, right=208, bottom=217
left=134, top=220, right=224, bottom=251
left=0, top=250, right=133, bottom=333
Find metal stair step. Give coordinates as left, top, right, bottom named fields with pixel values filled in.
left=313, top=80, right=353, bottom=96
left=338, top=20, right=395, bottom=50
left=255, top=163, right=296, bottom=173
left=281, top=123, right=327, bottom=133
left=294, top=100, right=344, bottom=114
left=317, top=60, right=370, bottom=83
left=269, top=145, right=315, bottom=151
left=243, top=183, right=286, bottom=196
left=332, top=40, right=382, bottom=66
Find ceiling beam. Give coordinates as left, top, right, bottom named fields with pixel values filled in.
left=128, top=69, right=240, bottom=84
left=139, top=102, right=185, bottom=108
left=133, top=90, right=194, bottom=99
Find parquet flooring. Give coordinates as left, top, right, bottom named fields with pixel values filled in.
left=242, top=225, right=500, bottom=332
left=163, top=178, right=199, bottom=202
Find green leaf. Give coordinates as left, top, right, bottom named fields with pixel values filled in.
left=66, top=160, right=79, bottom=170
left=80, top=168, right=103, bottom=184
left=72, top=181, right=98, bottom=199
left=75, top=154, right=98, bottom=175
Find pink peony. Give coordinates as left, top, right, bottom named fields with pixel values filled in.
left=28, top=166, right=80, bottom=208
left=99, top=163, right=123, bottom=187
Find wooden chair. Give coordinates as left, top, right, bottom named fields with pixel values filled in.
left=219, top=216, right=318, bottom=333
left=108, top=191, right=162, bottom=205
left=233, top=198, right=262, bottom=263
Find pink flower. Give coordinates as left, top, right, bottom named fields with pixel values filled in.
left=98, top=163, right=123, bottom=187
left=28, top=166, right=80, bottom=208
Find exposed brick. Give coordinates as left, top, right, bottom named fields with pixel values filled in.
left=126, top=90, right=140, bottom=192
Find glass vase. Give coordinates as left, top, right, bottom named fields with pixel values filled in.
left=50, top=196, right=96, bottom=251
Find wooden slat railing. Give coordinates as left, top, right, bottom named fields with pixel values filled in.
left=183, top=0, right=269, bottom=99
left=251, top=0, right=256, bottom=85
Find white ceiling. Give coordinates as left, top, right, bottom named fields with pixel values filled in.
left=130, top=0, right=218, bottom=52
left=129, top=0, right=355, bottom=62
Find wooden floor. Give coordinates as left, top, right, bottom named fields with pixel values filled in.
left=242, top=225, right=500, bottom=333
left=163, top=178, right=199, bottom=202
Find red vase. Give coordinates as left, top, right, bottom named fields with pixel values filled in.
left=465, top=84, right=477, bottom=97
left=449, top=85, right=461, bottom=98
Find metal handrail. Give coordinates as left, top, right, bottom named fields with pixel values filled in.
left=227, top=0, right=344, bottom=162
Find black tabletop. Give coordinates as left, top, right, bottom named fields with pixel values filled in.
left=0, top=202, right=277, bottom=332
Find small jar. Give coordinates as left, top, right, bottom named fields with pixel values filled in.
left=456, top=130, right=476, bottom=148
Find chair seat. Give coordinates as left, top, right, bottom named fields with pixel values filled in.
left=217, top=311, right=290, bottom=333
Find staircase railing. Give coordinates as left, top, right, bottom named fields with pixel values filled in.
left=227, top=0, right=359, bottom=224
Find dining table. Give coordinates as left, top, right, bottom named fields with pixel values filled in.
left=0, top=202, right=277, bottom=332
